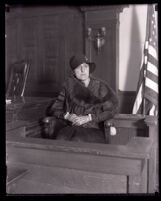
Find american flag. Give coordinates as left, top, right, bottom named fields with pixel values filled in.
left=132, top=4, right=158, bottom=116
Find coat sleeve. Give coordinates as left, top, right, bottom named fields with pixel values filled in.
left=48, top=88, right=66, bottom=119
left=91, top=83, right=119, bottom=123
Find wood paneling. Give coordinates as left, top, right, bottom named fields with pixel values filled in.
left=7, top=163, right=127, bottom=194
left=84, top=7, right=124, bottom=92
left=118, top=90, right=136, bottom=113
left=5, top=6, right=83, bottom=97
left=6, top=5, right=126, bottom=97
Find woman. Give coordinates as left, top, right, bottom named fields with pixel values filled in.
left=47, top=54, right=118, bottom=143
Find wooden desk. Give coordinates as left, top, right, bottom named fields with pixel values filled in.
left=6, top=96, right=54, bottom=122
left=6, top=96, right=54, bottom=139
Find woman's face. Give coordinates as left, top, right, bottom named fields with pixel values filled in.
left=74, top=63, right=90, bottom=81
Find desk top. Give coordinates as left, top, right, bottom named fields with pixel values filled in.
left=6, top=120, right=30, bottom=131
left=6, top=96, right=54, bottom=108
left=6, top=96, right=54, bottom=123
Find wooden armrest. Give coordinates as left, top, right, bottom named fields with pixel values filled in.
left=41, top=116, right=56, bottom=124
left=104, top=120, right=114, bottom=128
left=104, top=114, right=146, bottom=128
left=40, top=116, right=57, bottom=139
left=104, top=114, right=150, bottom=145
left=104, top=119, right=117, bottom=137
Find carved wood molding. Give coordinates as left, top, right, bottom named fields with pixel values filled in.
left=79, top=5, right=129, bottom=13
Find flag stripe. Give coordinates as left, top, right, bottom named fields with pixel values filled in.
left=145, top=41, right=149, bottom=49
left=148, top=54, right=158, bottom=66
left=144, top=90, right=158, bottom=106
left=135, top=63, right=145, bottom=91
left=144, top=98, right=154, bottom=114
left=144, top=56, right=148, bottom=64
left=146, top=71, right=158, bottom=83
left=148, top=44, right=157, bottom=58
left=149, top=104, right=155, bottom=115
left=132, top=83, right=143, bottom=114
left=147, top=61, right=158, bottom=76
left=145, top=77, right=158, bottom=93
left=136, top=101, right=144, bottom=114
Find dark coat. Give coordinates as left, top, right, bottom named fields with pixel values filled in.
left=49, top=75, right=119, bottom=129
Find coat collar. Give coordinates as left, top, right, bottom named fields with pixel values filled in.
left=65, top=75, right=109, bottom=107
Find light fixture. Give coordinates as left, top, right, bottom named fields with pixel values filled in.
left=87, top=27, right=106, bottom=53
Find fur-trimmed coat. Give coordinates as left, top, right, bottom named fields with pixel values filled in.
left=49, top=75, right=119, bottom=129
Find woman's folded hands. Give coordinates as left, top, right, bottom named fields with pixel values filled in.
left=64, top=112, right=91, bottom=126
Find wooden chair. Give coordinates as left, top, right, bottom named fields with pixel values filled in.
left=6, top=61, right=29, bottom=99
left=40, top=115, right=116, bottom=143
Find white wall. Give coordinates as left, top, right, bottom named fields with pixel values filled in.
left=119, top=4, right=148, bottom=91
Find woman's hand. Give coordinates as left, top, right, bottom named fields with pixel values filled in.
left=65, top=113, right=91, bottom=126
left=67, top=114, right=77, bottom=122
left=71, top=115, right=91, bottom=126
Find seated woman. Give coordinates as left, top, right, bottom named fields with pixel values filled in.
left=45, top=54, right=119, bottom=143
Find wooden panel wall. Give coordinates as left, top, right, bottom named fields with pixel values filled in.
left=83, top=6, right=125, bottom=91
left=5, top=6, right=84, bottom=97
left=118, top=90, right=136, bottom=113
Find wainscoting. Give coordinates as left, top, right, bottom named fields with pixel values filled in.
left=118, top=90, right=136, bottom=114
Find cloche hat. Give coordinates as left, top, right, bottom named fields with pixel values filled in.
left=70, top=54, right=96, bottom=73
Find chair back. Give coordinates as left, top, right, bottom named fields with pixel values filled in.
left=6, top=61, right=29, bottom=98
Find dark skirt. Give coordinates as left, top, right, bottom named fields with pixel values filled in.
left=54, top=119, right=106, bottom=144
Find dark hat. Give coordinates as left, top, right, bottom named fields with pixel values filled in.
left=70, top=54, right=96, bottom=73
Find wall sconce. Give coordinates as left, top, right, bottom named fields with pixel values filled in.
left=87, top=27, right=106, bottom=53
